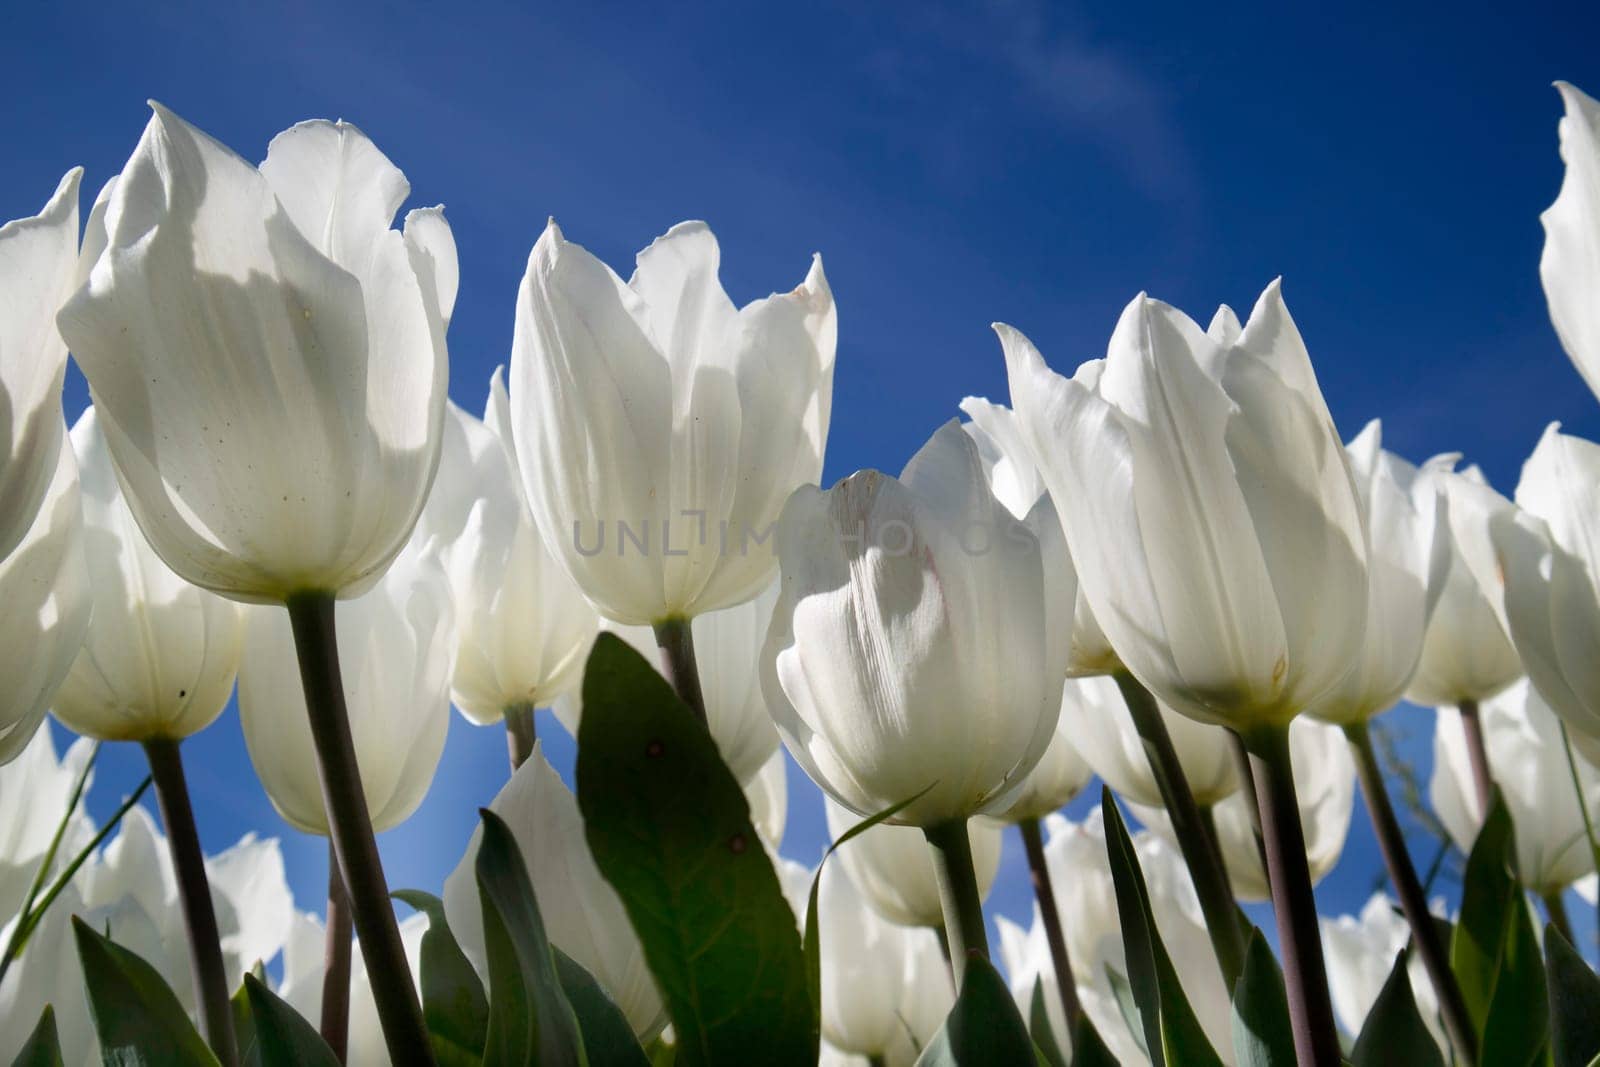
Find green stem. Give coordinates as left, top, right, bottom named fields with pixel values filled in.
left=1018, top=817, right=1083, bottom=1029
left=651, top=616, right=708, bottom=726
left=1240, top=723, right=1341, bottom=1067
left=1456, top=699, right=1495, bottom=818
left=1113, top=672, right=1247, bottom=987
left=1555, top=722, right=1600, bottom=960
left=504, top=702, right=537, bottom=772
left=285, top=593, right=434, bottom=1066
left=1225, top=729, right=1270, bottom=878
left=1542, top=888, right=1574, bottom=945
left=321, top=840, right=352, bottom=1061
left=923, top=819, right=990, bottom=984
left=143, top=739, right=239, bottom=1067
left=867, top=1055, right=887, bottom=1067
left=1345, top=721, right=1477, bottom=1066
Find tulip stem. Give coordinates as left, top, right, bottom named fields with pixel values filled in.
left=1239, top=723, right=1341, bottom=1067
left=1554, top=722, right=1600, bottom=958
left=923, top=819, right=989, bottom=984
left=1456, top=699, right=1495, bottom=818
left=286, top=593, right=434, bottom=1067
left=1225, top=730, right=1271, bottom=877
left=1344, top=721, right=1478, bottom=1066
left=867, top=1056, right=887, bottom=1067
left=1113, top=672, right=1247, bottom=988
left=322, top=840, right=352, bottom=1062
left=651, top=616, right=708, bottom=726
left=142, top=738, right=239, bottom=1067
left=504, top=702, right=537, bottom=771
left=1018, top=817, right=1083, bottom=1029
left=1542, top=889, right=1574, bottom=944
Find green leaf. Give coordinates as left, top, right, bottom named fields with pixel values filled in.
left=644, top=1034, right=677, bottom=1067
left=1069, top=1013, right=1121, bottom=1067
left=1448, top=794, right=1548, bottom=1065
left=1545, top=922, right=1600, bottom=1067
left=1028, top=980, right=1068, bottom=1067
left=1230, top=928, right=1294, bottom=1067
left=72, top=916, right=220, bottom=1066
left=1351, top=950, right=1443, bottom=1067
left=1105, top=966, right=1148, bottom=1060
left=1100, top=790, right=1225, bottom=1067
left=476, top=807, right=588, bottom=1067
left=231, top=979, right=261, bottom=1067
left=575, top=634, right=815, bottom=1066
left=554, top=945, right=651, bottom=1067
left=11, top=1004, right=64, bottom=1067
left=914, top=955, right=1036, bottom=1065
left=393, top=889, right=489, bottom=1066
left=240, top=974, right=340, bottom=1067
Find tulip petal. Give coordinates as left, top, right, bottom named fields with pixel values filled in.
left=1540, top=82, right=1600, bottom=402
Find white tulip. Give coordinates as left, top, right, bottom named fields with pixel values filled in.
left=815, top=860, right=909, bottom=1057
left=57, top=106, right=452, bottom=603
left=0, top=427, right=91, bottom=763
left=1002, top=283, right=1368, bottom=732
left=443, top=743, right=665, bottom=1040
left=824, top=796, right=1003, bottom=928
left=419, top=381, right=598, bottom=725
left=1308, top=421, right=1445, bottom=724
left=761, top=420, right=1067, bottom=827
left=279, top=909, right=428, bottom=1067
left=52, top=408, right=243, bottom=741
left=1404, top=464, right=1522, bottom=708
left=238, top=545, right=454, bottom=833
left=1488, top=425, right=1600, bottom=763
left=1132, top=717, right=1355, bottom=901
left=508, top=219, right=835, bottom=625
left=1541, top=81, right=1600, bottom=403
left=997, top=684, right=1094, bottom=822
left=0, top=729, right=95, bottom=921
left=1430, top=678, right=1600, bottom=894
left=744, top=748, right=788, bottom=849
left=1320, top=894, right=1445, bottom=1052
left=554, top=580, right=781, bottom=784
left=0, top=167, right=80, bottom=564
left=1064, top=675, right=1237, bottom=808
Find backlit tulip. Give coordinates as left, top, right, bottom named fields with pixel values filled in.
left=1308, top=421, right=1445, bottom=724
left=57, top=106, right=452, bottom=603
left=745, top=749, right=789, bottom=849
left=555, top=580, right=781, bottom=784
left=52, top=408, right=243, bottom=741
left=1403, top=464, right=1522, bottom=708
left=824, top=796, right=1003, bottom=928
left=237, top=545, right=454, bottom=834
left=1320, top=894, right=1445, bottom=1052
left=996, top=689, right=1094, bottom=822
left=1430, top=678, right=1600, bottom=895
left=814, top=861, right=909, bottom=1057
left=1132, top=717, right=1355, bottom=900
left=0, top=729, right=94, bottom=920
left=761, top=420, right=1066, bottom=827
left=508, top=219, right=835, bottom=625
left=1541, top=81, right=1600, bottom=402
left=419, top=380, right=598, bottom=726
left=1488, top=425, right=1600, bottom=763
left=1002, top=283, right=1368, bottom=731
left=443, top=743, right=665, bottom=1040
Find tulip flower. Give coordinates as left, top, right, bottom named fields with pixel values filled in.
left=745, top=749, right=789, bottom=849
left=279, top=909, right=428, bottom=1067
left=1063, top=675, right=1238, bottom=809
left=0, top=729, right=95, bottom=921
left=555, top=580, right=781, bottom=785
left=813, top=861, right=910, bottom=1058
left=1320, top=894, right=1446, bottom=1053
left=824, top=796, right=1003, bottom=928
left=443, top=743, right=666, bottom=1040
left=418, top=377, right=598, bottom=768
left=1540, top=81, right=1600, bottom=403
left=1431, top=677, right=1600, bottom=899
left=1131, top=716, right=1354, bottom=901
left=1002, top=284, right=1365, bottom=1059
left=996, top=689, right=1094, bottom=823
left=57, top=106, right=456, bottom=1057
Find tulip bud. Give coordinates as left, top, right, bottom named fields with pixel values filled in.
left=1320, top=894, right=1446, bottom=1054
left=57, top=106, right=453, bottom=603
left=1540, top=81, right=1600, bottom=404
left=238, top=544, right=455, bottom=834
left=53, top=408, right=244, bottom=742
left=1063, top=675, right=1238, bottom=809
left=508, top=219, right=835, bottom=625
left=823, top=796, right=1003, bottom=928
left=814, top=861, right=909, bottom=1057
left=442, top=743, right=666, bottom=1040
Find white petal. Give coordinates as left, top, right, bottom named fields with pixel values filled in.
left=1540, top=82, right=1600, bottom=402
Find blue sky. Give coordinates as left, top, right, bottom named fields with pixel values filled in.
left=6, top=0, right=1600, bottom=962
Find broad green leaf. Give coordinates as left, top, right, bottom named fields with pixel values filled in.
left=1230, top=929, right=1294, bottom=1067
left=1106, top=966, right=1148, bottom=1059
left=554, top=945, right=651, bottom=1067
left=231, top=980, right=260, bottom=1067
left=1351, top=950, right=1443, bottom=1067
left=476, top=808, right=587, bottom=1067
left=1070, top=1013, right=1121, bottom=1067
left=241, top=974, right=340, bottom=1067
left=1028, top=979, right=1068, bottom=1067
left=71, top=916, right=220, bottom=1066
left=1101, top=790, right=1225, bottom=1067
left=914, top=955, right=1035, bottom=1065
left=1545, top=923, right=1600, bottom=1067
left=11, top=1004, right=64, bottom=1067
left=645, top=1034, right=677, bottom=1066
left=393, top=888, right=489, bottom=1066
left=575, top=634, right=815, bottom=1066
